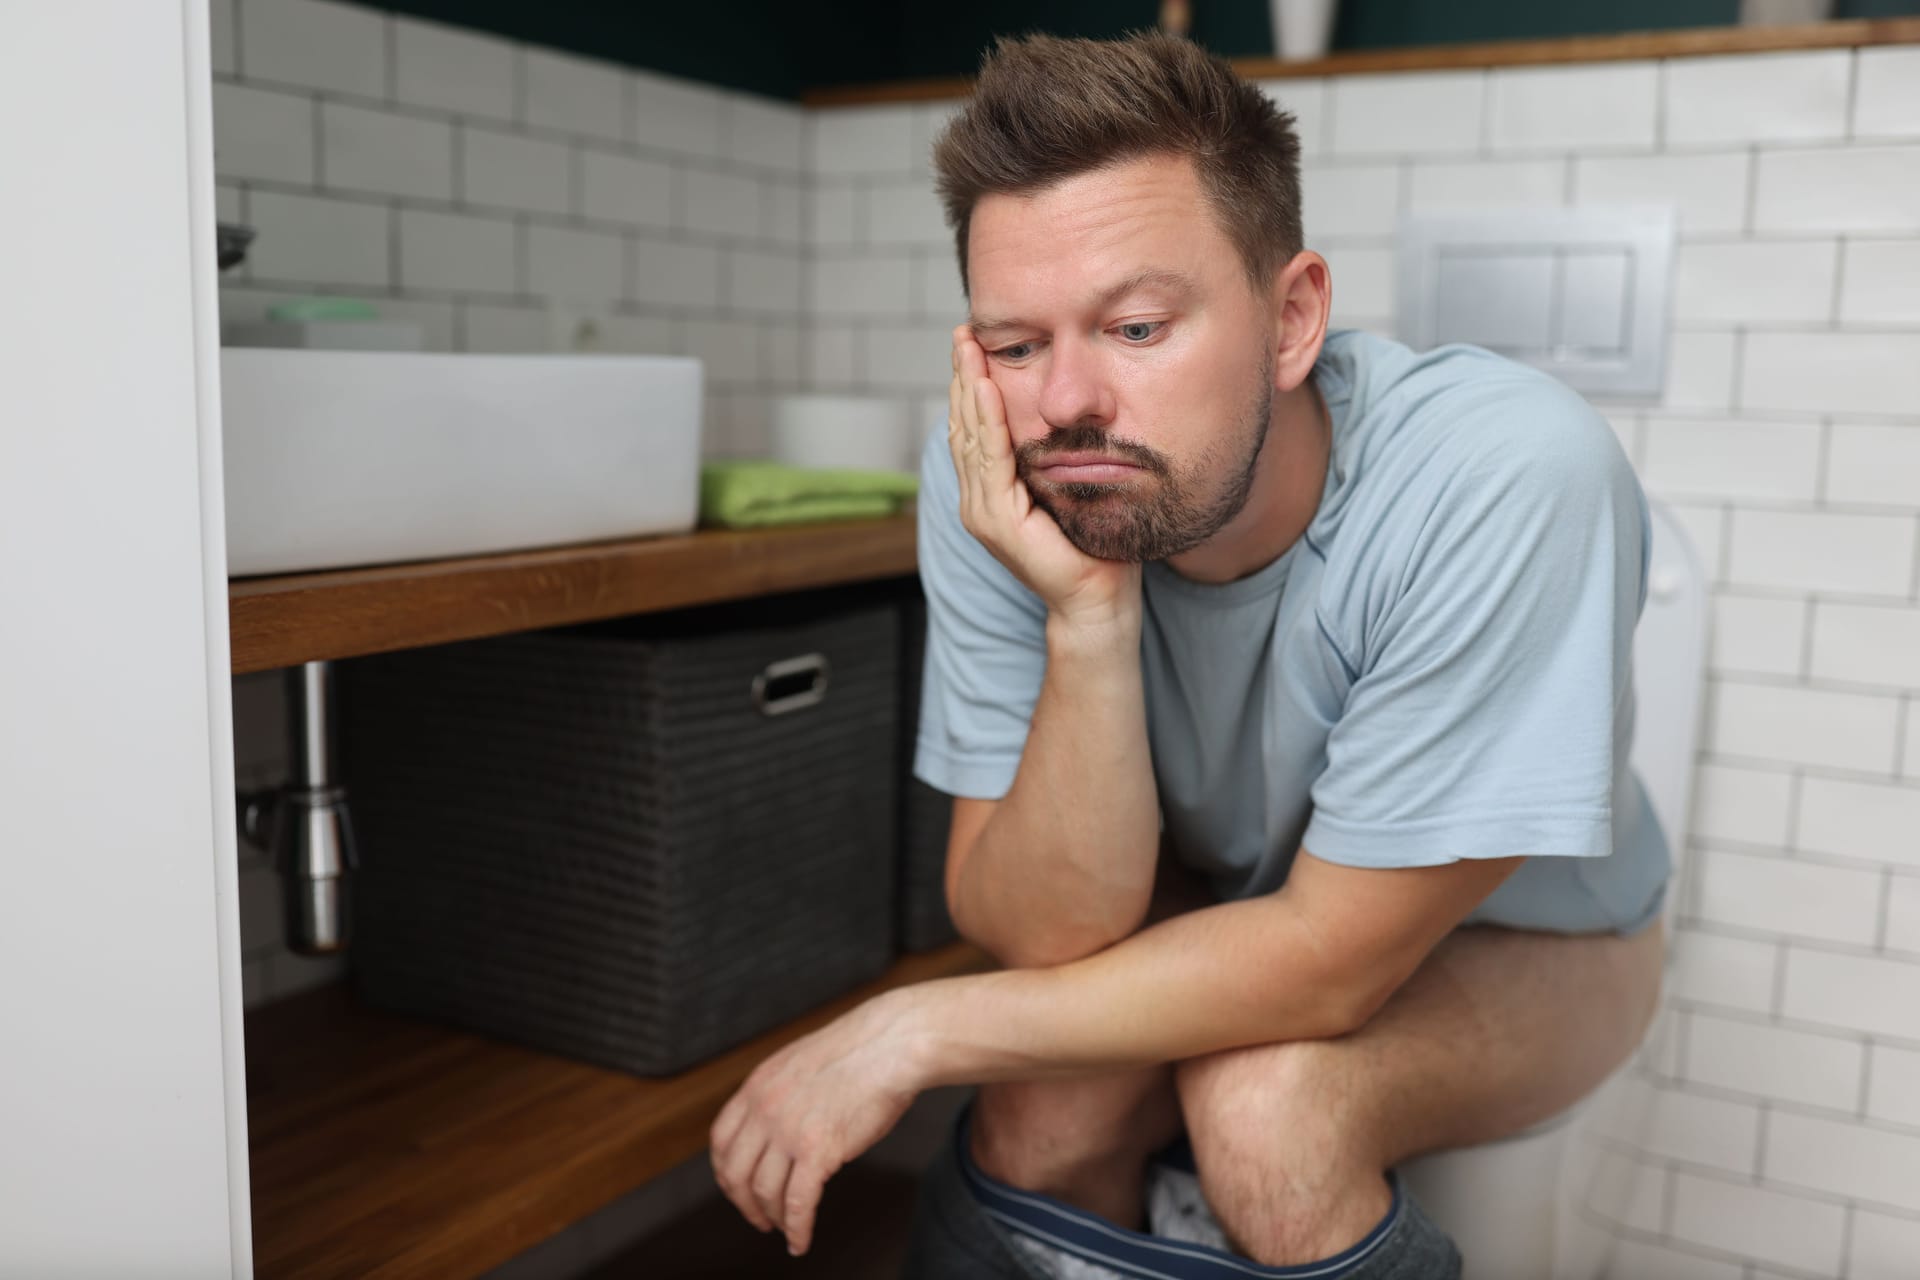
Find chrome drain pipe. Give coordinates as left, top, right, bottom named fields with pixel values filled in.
left=238, top=660, right=357, bottom=954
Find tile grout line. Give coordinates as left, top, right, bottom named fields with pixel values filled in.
left=383, top=13, right=397, bottom=105
left=1875, top=867, right=1894, bottom=950
left=1798, top=594, right=1817, bottom=681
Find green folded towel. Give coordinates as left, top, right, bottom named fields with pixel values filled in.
left=700, top=460, right=919, bottom=529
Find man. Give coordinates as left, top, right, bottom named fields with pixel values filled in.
left=710, top=30, right=1668, bottom=1280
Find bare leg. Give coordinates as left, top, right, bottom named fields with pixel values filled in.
left=1175, top=920, right=1665, bottom=1266
left=967, top=854, right=1215, bottom=1228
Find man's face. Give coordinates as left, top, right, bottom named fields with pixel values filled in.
left=966, top=152, right=1276, bottom=563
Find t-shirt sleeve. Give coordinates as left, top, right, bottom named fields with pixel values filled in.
left=1302, top=391, right=1650, bottom=869
left=912, top=422, right=1048, bottom=799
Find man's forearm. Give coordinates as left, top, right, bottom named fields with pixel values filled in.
left=898, top=892, right=1370, bottom=1088
left=951, top=609, right=1162, bottom=967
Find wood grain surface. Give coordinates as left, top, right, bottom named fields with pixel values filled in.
left=803, top=17, right=1920, bottom=105
left=246, top=941, right=992, bottom=1279
left=229, top=516, right=918, bottom=674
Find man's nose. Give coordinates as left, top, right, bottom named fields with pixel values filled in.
left=1036, top=337, right=1115, bottom=431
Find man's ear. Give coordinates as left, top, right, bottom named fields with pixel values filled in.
left=1268, top=251, right=1331, bottom=394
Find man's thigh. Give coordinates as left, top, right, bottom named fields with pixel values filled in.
left=1179, top=919, right=1667, bottom=1170
left=967, top=850, right=1217, bottom=1178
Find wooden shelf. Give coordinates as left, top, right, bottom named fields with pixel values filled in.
left=246, top=940, right=993, bottom=1280
left=803, top=17, right=1920, bottom=105
left=229, top=516, right=918, bottom=674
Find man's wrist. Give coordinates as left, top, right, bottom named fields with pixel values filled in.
left=1046, top=603, right=1141, bottom=658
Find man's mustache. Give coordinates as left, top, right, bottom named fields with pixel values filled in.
left=1014, top=424, right=1172, bottom=479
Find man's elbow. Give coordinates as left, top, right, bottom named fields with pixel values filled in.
left=950, top=904, right=1142, bottom=970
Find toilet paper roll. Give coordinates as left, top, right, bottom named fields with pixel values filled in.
left=769, top=394, right=915, bottom=473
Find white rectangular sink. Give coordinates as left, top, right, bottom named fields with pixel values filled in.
left=220, top=349, right=703, bottom=576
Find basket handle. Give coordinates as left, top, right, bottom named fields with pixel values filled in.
left=752, top=653, right=831, bottom=717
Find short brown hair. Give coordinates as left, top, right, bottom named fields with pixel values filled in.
left=931, top=30, right=1303, bottom=296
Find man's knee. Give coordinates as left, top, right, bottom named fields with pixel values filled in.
left=971, top=1066, right=1181, bottom=1189
left=1175, top=1038, right=1370, bottom=1173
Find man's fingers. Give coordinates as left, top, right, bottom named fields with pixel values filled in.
left=716, top=1129, right=774, bottom=1232
left=973, top=376, right=1013, bottom=470
left=783, top=1157, right=833, bottom=1257
left=749, top=1147, right=794, bottom=1239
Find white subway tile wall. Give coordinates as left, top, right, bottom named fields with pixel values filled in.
left=213, top=0, right=809, bottom=467
left=216, top=10, right=1920, bottom=1270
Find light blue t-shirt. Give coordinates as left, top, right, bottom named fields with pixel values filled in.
left=912, top=330, right=1670, bottom=937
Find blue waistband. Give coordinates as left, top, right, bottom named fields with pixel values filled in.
left=953, top=1102, right=1405, bottom=1280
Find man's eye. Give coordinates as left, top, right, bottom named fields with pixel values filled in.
left=995, top=342, right=1035, bottom=360
left=1116, top=321, right=1163, bottom=342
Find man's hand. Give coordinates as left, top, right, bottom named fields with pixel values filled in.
left=709, top=990, right=929, bottom=1258
left=949, top=326, right=1140, bottom=627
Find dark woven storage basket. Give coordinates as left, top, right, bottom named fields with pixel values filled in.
left=338, top=590, right=901, bottom=1077
left=898, top=592, right=958, bottom=952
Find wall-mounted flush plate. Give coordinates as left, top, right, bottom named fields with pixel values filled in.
left=1395, top=206, right=1676, bottom=398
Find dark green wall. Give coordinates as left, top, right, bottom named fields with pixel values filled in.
left=349, top=1, right=1919, bottom=100
left=359, top=0, right=897, bottom=99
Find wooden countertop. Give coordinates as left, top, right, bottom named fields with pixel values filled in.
left=229, top=515, right=918, bottom=674
left=246, top=940, right=993, bottom=1279
left=804, top=17, right=1920, bottom=106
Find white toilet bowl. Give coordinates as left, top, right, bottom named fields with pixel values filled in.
left=1399, top=498, right=1709, bottom=1280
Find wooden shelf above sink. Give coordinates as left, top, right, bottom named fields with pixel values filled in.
left=228, top=515, right=919, bottom=674
left=246, top=940, right=993, bottom=1280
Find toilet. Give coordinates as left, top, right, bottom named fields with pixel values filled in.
left=1399, top=498, right=1710, bottom=1280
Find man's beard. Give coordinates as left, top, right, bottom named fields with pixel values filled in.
left=1014, top=358, right=1273, bottom=564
